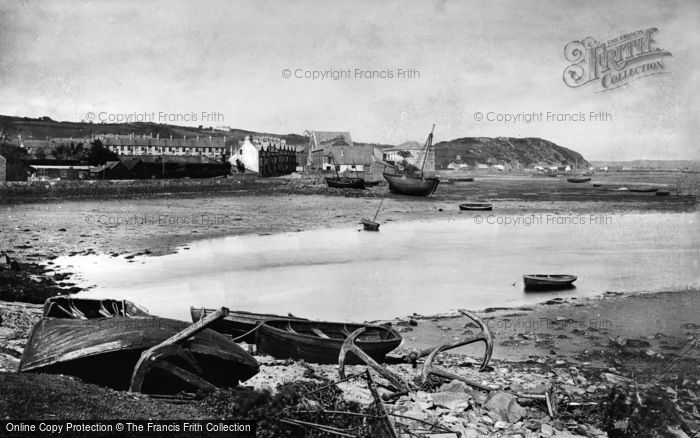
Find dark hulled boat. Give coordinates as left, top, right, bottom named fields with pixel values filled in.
left=383, top=125, right=440, bottom=197
left=459, top=202, right=493, bottom=211
left=325, top=176, right=365, bottom=190
left=567, top=177, right=591, bottom=183
left=256, top=319, right=402, bottom=364
left=361, top=218, right=380, bottom=231
left=191, top=307, right=307, bottom=343
left=629, top=187, right=658, bottom=193
left=523, top=274, right=577, bottom=291
left=19, top=297, right=259, bottom=393
left=383, top=173, right=440, bottom=196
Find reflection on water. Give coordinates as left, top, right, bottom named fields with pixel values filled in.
left=57, top=212, right=699, bottom=322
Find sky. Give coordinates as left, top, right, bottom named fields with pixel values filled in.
left=0, top=0, right=698, bottom=160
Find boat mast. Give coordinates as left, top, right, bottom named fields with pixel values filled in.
left=372, top=198, right=384, bottom=222
left=419, top=124, right=435, bottom=178
left=330, top=153, right=340, bottom=179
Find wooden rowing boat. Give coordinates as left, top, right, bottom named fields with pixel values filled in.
left=256, top=319, right=402, bottom=364
left=459, top=202, right=493, bottom=211
left=567, top=177, right=591, bottom=183
left=523, top=274, right=577, bottom=290
left=19, top=297, right=259, bottom=393
left=325, top=176, right=365, bottom=189
left=361, top=218, right=380, bottom=231
left=190, top=307, right=307, bottom=343
left=629, top=187, right=658, bottom=193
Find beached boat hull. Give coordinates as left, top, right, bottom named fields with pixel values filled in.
left=361, top=219, right=380, bottom=231
left=256, top=319, right=401, bottom=364
left=325, top=177, right=365, bottom=190
left=630, top=187, right=658, bottom=193
left=523, top=274, right=577, bottom=291
left=19, top=316, right=259, bottom=392
left=190, top=307, right=307, bottom=343
left=567, top=177, right=591, bottom=183
left=459, top=203, right=493, bottom=211
left=383, top=173, right=439, bottom=197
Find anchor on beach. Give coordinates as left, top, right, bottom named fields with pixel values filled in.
left=338, top=309, right=494, bottom=394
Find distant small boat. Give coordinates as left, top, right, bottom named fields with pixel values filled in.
left=593, top=183, right=602, bottom=187
left=325, top=176, right=365, bottom=190
left=655, top=190, right=671, bottom=196
left=20, top=298, right=259, bottom=393
left=629, top=187, right=658, bottom=193
left=361, top=218, right=380, bottom=231
left=256, top=319, right=402, bottom=364
left=523, top=274, right=577, bottom=290
left=459, top=202, right=493, bottom=211
left=453, top=177, right=474, bottom=183
left=567, top=177, right=591, bottom=183
left=361, top=199, right=383, bottom=231
left=191, top=307, right=307, bottom=343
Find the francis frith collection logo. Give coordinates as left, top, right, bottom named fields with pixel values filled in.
left=563, top=28, right=672, bottom=91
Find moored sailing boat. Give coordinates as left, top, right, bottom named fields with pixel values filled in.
left=383, top=125, right=440, bottom=196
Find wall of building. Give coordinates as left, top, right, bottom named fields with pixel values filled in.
left=0, top=155, right=6, bottom=182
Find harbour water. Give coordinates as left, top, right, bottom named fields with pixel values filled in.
left=57, top=211, right=699, bottom=322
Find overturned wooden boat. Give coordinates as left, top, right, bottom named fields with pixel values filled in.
left=191, top=307, right=307, bottom=343
left=325, top=176, right=365, bottom=190
left=567, top=177, right=591, bottom=183
left=523, top=274, right=577, bottom=290
left=19, top=297, right=259, bottom=394
left=459, top=202, right=493, bottom=211
left=256, top=319, right=402, bottom=364
left=383, top=125, right=440, bottom=197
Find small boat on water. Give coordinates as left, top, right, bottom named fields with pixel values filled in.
left=459, top=202, right=493, bottom=211
left=361, top=218, right=380, bottom=231
left=361, top=198, right=384, bottom=231
left=383, top=125, right=440, bottom=197
left=656, top=190, right=671, bottom=196
left=325, top=176, right=365, bottom=190
left=629, top=187, right=658, bottom=193
left=191, top=307, right=307, bottom=343
left=567, top=177, right=591, bottom=183
left=21, top=298, right=259, bottom=393
left=256, top=319, right=402, bottom=364
left=453, top=177, right=474, bottom=183
left=523, top=274, right=577, bottom=291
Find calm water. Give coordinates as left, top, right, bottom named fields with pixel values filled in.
left=57, top=212, right=699, bottom=322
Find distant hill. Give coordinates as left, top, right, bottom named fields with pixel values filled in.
left=432, top=137, right=589, bottom=169
left=0, top=115, right=308, bottom=147
left=590, top=160, right=700, bottom=171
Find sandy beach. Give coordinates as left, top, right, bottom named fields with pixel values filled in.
left=1, top=173, right=698, bottom=437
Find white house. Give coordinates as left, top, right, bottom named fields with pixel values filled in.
left=232, top=136, right=261, bottom=172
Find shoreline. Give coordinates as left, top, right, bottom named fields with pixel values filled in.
left=1, top=175, right=698, bottom=436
